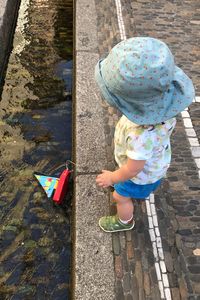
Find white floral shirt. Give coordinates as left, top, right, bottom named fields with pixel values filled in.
left=114, top=115, right=176, bottom=184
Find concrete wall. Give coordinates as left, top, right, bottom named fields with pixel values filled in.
left=0, top=0, right=20, bottom=83
left=73, top=0, right=115, bottom=299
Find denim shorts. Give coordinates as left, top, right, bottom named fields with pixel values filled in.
left=114, top=179, right=162, bottom=199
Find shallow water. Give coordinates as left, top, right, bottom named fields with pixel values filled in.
left=0, top=0, right=73, bottom=298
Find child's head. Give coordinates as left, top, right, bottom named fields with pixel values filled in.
left=95, top=37, right=195, bottom=125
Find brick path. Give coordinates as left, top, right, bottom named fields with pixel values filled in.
left=94, top=0, right=200, bottom=299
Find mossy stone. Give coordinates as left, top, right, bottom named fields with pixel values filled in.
left=38, top=237, right=52, bottom=247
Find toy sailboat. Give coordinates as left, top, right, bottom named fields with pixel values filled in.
left=34, top=167, right=72, bottom=204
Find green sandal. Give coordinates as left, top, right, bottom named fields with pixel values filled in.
left=99, top=215, right=135, bottom=233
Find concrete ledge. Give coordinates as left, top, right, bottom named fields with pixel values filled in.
left=0, top=0, right=20, bottom=82
left=75, top=52, right=107, bottom=174
left=74, top=175, right=114, bottom=300
left=75, top=0, right=98, bottom=52
left=73, top=0, right=115, bottom=299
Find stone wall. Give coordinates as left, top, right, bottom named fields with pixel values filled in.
left=0, top=0, right=20, bottom=83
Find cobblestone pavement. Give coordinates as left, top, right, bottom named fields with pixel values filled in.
left=94, top=0, right=200, bottom=299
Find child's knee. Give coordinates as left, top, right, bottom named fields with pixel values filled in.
left=113, top=190, right=130, bottom=203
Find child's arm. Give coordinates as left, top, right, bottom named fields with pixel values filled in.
left=96, top=158, right=145, bottom=188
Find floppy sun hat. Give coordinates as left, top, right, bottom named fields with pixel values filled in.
left=95, top=37, right=195, bottom=125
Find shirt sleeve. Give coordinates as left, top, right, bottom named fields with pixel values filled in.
left=126, top=129, right=154, bottom=160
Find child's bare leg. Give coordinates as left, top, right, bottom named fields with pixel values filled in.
left=113, top=190, right=134, bottom=221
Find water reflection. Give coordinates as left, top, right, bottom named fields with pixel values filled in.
left=0, top=0, right=73, bottom=298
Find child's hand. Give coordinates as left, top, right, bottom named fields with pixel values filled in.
left=96, top=170, right=113, bottom=188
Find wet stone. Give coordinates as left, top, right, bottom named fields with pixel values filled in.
left=112, top=233, right=121, bottom=255
left=17, top=285, right=36, bottom=296
left=51, top=288, right=69, bottom=300
left=23, top=240, right=37, bottom=249
left=5, top=264, right=24, bottom=285
left=38, top=237, right=53, bottom=247
left=31, top=228, right=42, bottom=240
left=33, top=262, right=52, bottom=277
left=2, top=230, right=16, bottom=242
left=0, top=200, right=7, bottom=206
left=30, top=283, right=46, bottom=299
left=23, top=249, right=35, bottom=263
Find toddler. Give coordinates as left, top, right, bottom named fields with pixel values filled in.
left=95, top=37, right=195, bottom=233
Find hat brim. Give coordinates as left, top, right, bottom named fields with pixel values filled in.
left=95, top=60, right=195, bottom=125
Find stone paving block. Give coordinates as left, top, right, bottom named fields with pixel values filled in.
left=122, top=250, right=129, bottom=273
left=115, top=280, right=125, bottom=300
left=143, top=272, right=151, bottom=297
left=126, top=241, right=134, bottom=260
left=112, top=233, right=121, bottom=255
left=74, top=174, right=114, bottom=300
left=130, top=275, right=139, bottom=300
left=119, top=232, right=126, bottom=250
left=179, top=277, right=189, bottom=299
left=115, top=255, right=123, bottom=279
left=171, top=288, right=181, bottom=300
left=125, top=294, right=133, bottom=300
left=122, top=272, right=131, bottom=293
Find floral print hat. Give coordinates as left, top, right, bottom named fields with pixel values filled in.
left=95, top=37, right=195, bottom=125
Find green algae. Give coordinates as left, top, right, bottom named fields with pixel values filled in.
left=23, top=240, right=37, bottom=249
